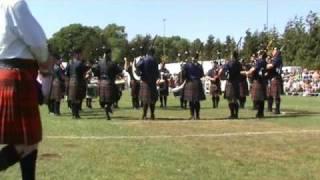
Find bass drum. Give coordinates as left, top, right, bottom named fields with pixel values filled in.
left=172, top=81, right=186, bottom=97
left=132, top=56, right=143, bottom=81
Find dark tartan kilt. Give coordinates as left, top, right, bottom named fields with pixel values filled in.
left=251, top=80, right=266, bottom=101
left=68, top=78, right=85, bottom=102
left=139, top=81, right=158, bottom=104
left=210, top=84, right=221, bottom=97
left=184, top=80, right=206, bottom=102
left=224, top=81, right=240, bottom=101
left=158, top=82, right=169, bottom=96
left=239, top=81, right=249, bottom=97
left=271, top=78, right=281, bottom=98
left=50, top=79, right=63, bottom=101
left=130, top=80, right=140, bottom=98
left=98, top=80, right=119, bottom=103
left=0, top=68, right=42, bottom=145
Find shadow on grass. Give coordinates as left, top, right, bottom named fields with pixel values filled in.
left=59, top=108, right=320, bottom=122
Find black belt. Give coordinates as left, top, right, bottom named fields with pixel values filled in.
left=0, top=59, right=37, bottom=69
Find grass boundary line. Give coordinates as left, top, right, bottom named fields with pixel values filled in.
left=46, top=130, right=320, bottom=140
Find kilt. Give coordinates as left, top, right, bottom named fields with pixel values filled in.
left=224, top=81, right=240, bottom=101
left=251, top=80, right=266, bottom=101
left=50, top=79, right=63, bottom=101
left=210, top=84, right=221, bottom=97
left=130, top=80, right=140, bottom=98
left=239, top=81, right=249, bottom=98
left=98, top=80, right=119, bottom=103
left=0, top=66, right=42, bottom=145
left=158, top=81, right=169, bottom=96
left=184, top=80, right=206, bottom=102
left=270, top=78, right=281, bottom=98
left=68, top=78, right=85, bottom=102
left=139, top=81, right=158, bottom=104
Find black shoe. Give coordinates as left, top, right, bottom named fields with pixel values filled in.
left=151, top=114, right=155, bottom=120
left=0, top=145, right=20, bottom=171
left=274, top=111, right=281, bottom=115
left=256, top=114, right=264, bottom=118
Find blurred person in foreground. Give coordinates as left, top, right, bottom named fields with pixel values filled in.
left=0, top=0, right=52, bottom=179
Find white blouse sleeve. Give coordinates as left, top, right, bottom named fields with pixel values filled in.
left=10, top=0, right=48, bottom=63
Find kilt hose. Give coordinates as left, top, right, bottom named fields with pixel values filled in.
left=210, top=84, right=221, bottom=97
left=183, top=80, right=206, bottom=102
left=139, top=81, right=158, bottom=104
left=271, top=78, right=281, bottom=98
left=239, top=81, right=249, bottom=98
left=224, top=81, right=240, bottom=101
left=50, top=79, right=63, bottom=101
left=98, top=80, right=119, bottom=103
left=251, top=80, right=266, bottom=102
left=0, top=65, right=42, bottom=145
left=68, top=78, right=85, bottom=103
left=130, top=80, right=140, bottom=98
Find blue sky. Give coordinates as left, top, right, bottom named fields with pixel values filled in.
left=28, top=0, right=320, bottom=42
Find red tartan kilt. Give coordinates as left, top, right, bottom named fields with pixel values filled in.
left=130, top=80, right=140, bottom=98
left=239, top=81, right=249, bottom=97
left=251, top=80, right=266, bottom=101
left=0, top=68, right=42, bottom=145
left=139, top=81, right=158, bottom=104
left=99, top=80, right=118, bottom=103
left=270, top=78, right=281, bottom=98
left=50, top=79, right=63, bottom=101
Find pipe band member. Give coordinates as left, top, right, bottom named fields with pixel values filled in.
left=137, top=48, right=160, bottom=120
left=158, top=62, right=170, bottom=108
left=183, top=52, right=206, bottom=120
left=245, top=50, right=268, bottom=118
left=207, top=61, right=221, bottom=109
left=96, top=48, right=123, bottom=120
left=219, top=51, right=242, bottom=119
left=124, top=56, right=141, bottom=109
left=0, top=0, right=51, bottom=179
left=66, top=48, right=87, bottom=119
left=267, top=48, right=283, bottom=114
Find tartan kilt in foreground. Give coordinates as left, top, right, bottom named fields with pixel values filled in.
left=130, top=80, right=140, bottom=98
left=0, top=68, right=42, bottom=145
left=50, top=79, right=63, bottom=101
left=224, top=81, right=240, bottom=101
left=139, top=81, right=158, bottom=104
left=68, top=78, right=84, bottom=103
left=210, top=84, right=221, bottom=97
left=251, top=80, right=266, bottom=101
left=271, top=78, right=281, bottom=98
left=184, top=80, right=206, bottom=102
left=99, top=80, right=119, bottom=103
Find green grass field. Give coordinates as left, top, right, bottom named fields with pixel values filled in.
left=1, top=91, right=320, bottom=180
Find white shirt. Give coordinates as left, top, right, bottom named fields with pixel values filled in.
left=0, top=0, right=48, bottom=63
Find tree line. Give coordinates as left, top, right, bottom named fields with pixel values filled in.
left=48, top=11, right=320, bottom=69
